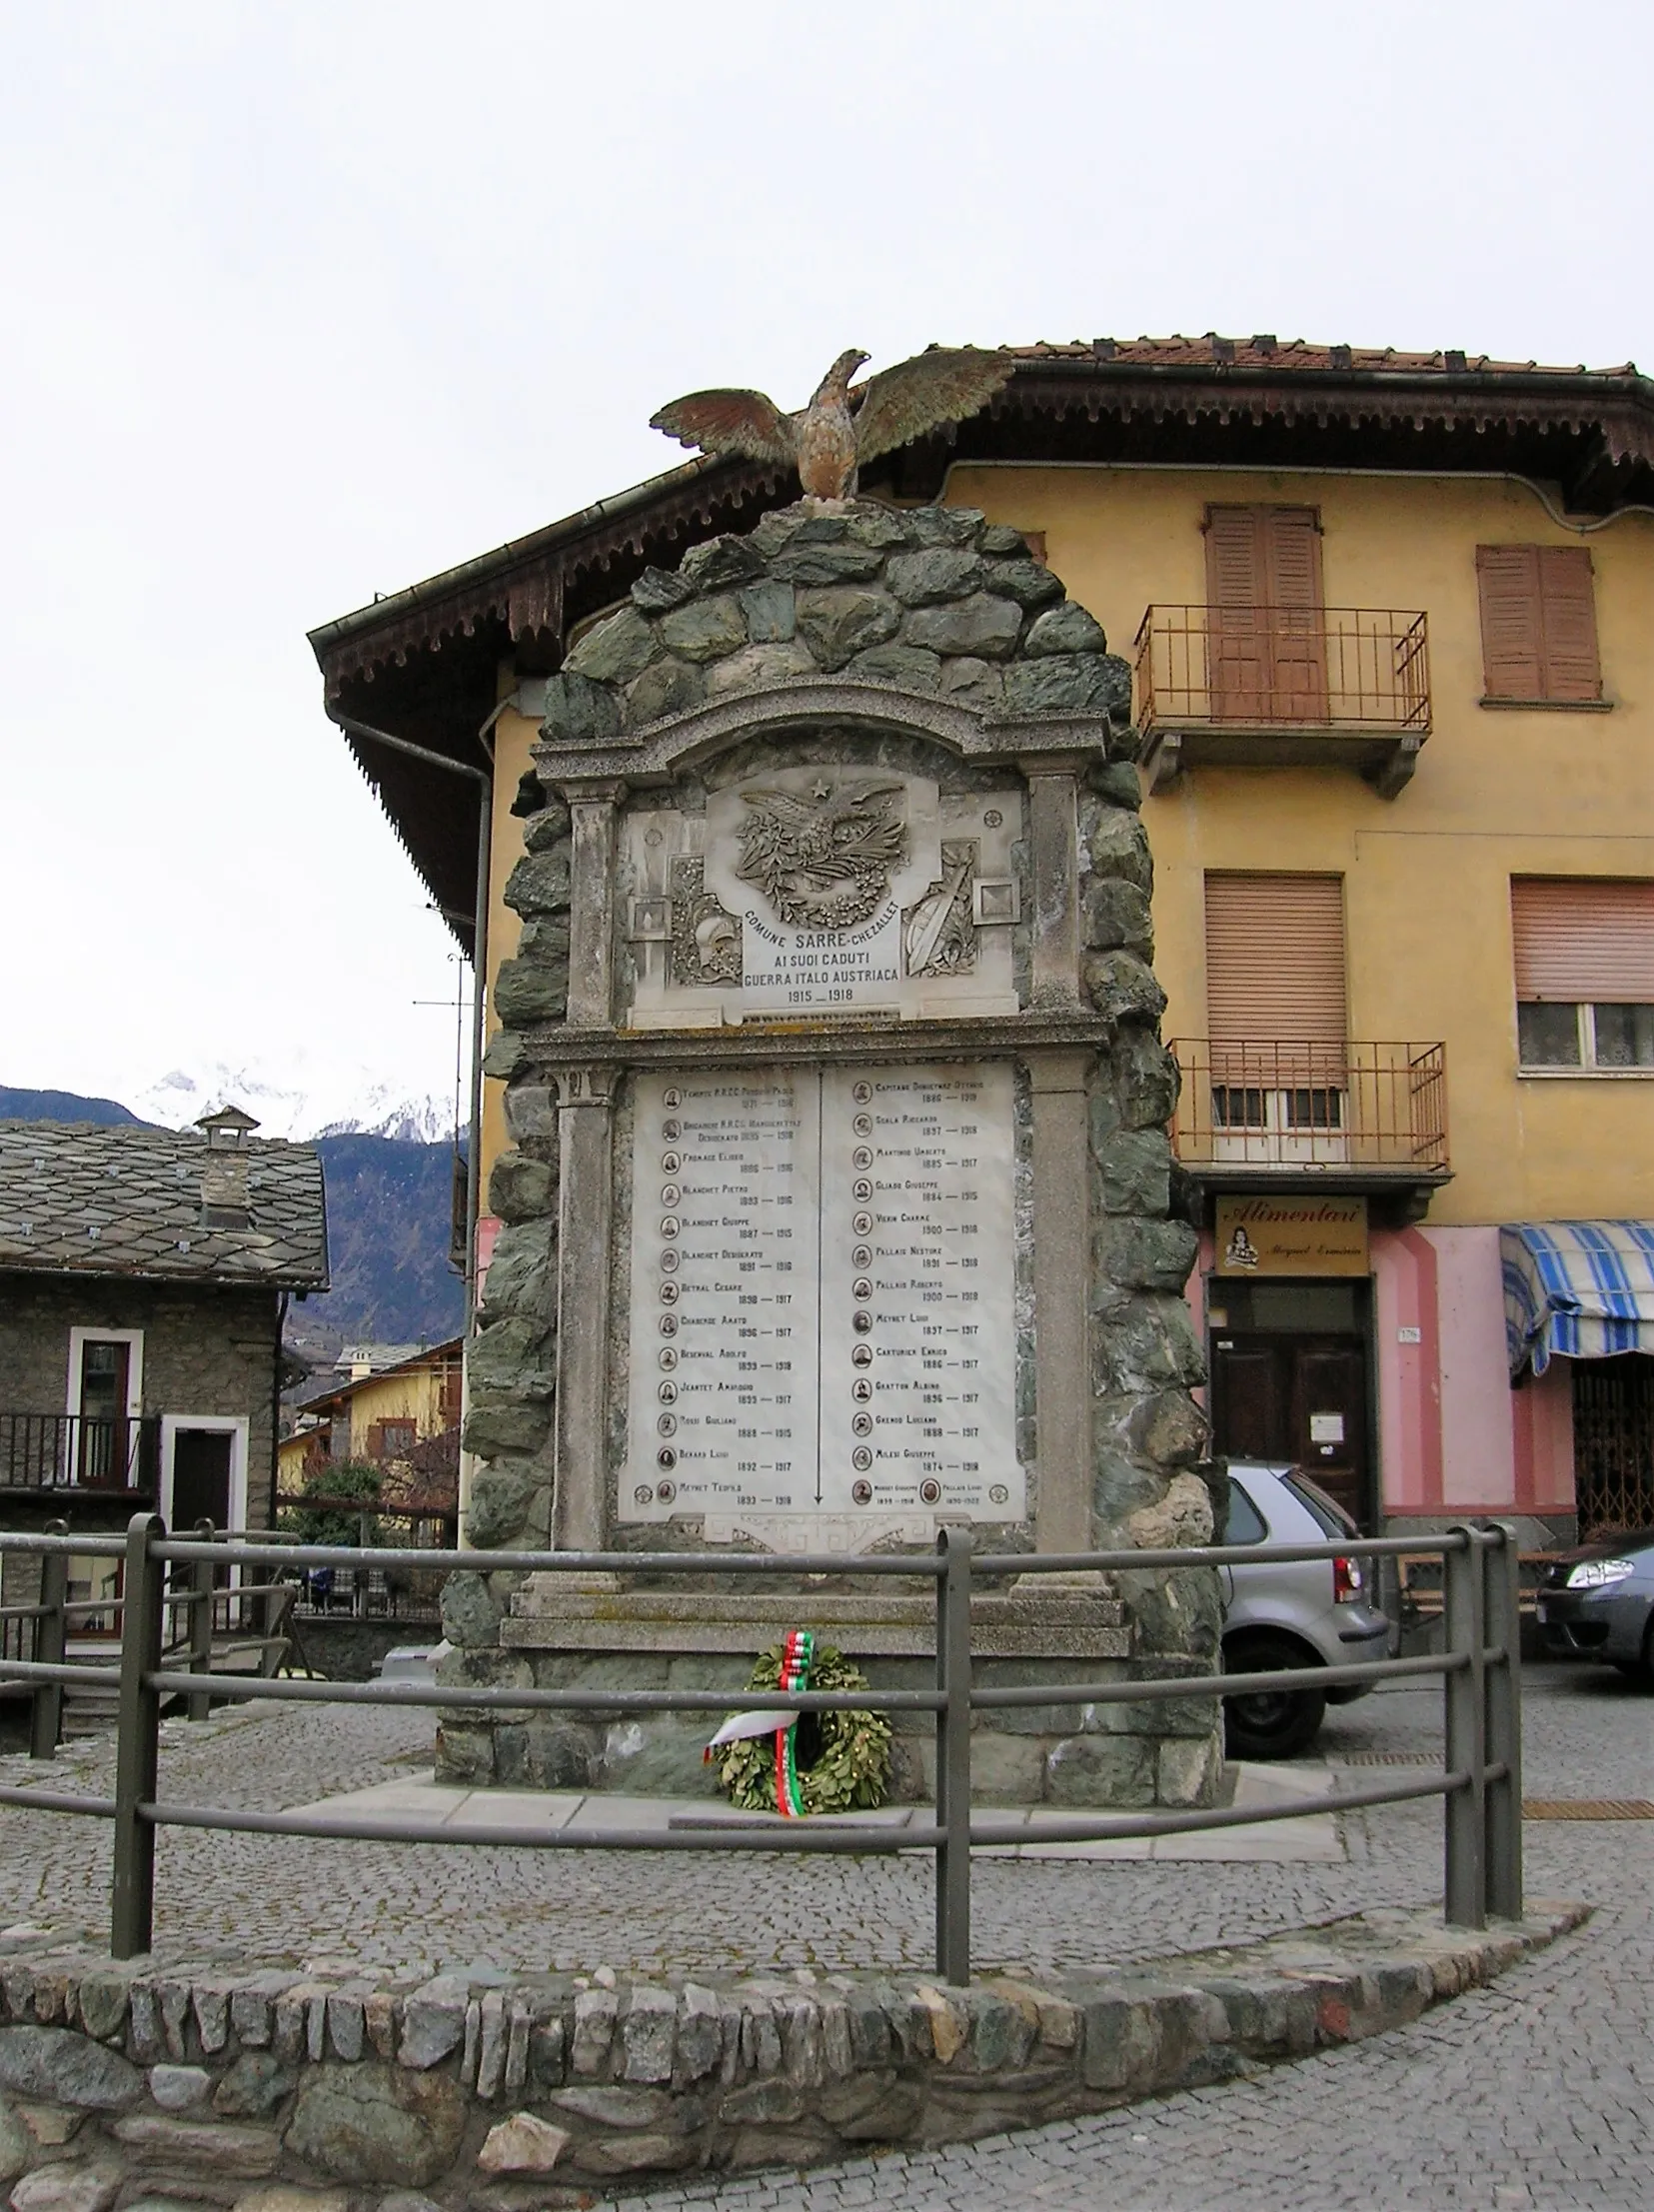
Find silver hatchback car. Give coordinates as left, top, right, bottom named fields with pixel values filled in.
left=1218, top=1460, right=1393, bottom=1758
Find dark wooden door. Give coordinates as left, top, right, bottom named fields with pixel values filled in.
left=76, top=1339, right=131, bottom=1486
left=1210, top=1333, right=1371, bottom=1527
left=1291, top=1345, right=1367, bottom=1527
left=172, top=1429, right=233, bottom=1531
left=1210, top=1344, right=1288, bottom=1460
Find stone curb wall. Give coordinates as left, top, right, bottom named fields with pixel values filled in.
left=0, top=1906, right=1585, bottom=2208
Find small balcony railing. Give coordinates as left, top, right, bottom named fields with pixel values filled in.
left=1170, top=1041, right=1449, bottom=1173
left=0, top=1413, right=162, bottom=1494
left=1133, top=608, right=1431, bottom=796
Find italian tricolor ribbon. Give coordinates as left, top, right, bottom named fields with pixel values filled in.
left=705, top=1629, right=817, bottom=1818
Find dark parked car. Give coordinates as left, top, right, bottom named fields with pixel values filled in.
left=1536, top=1531, right=1654, bottom=1683
left=1218, top=1461, right=1393, bottom=1758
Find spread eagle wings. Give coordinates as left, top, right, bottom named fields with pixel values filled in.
left=648, top=387, right=797, bottom=465
left=740, top=787, right=824, bottom=829
left=849, top=348, right=1015, bottom=465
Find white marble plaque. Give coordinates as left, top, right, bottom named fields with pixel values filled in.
left=620, top=772, right=1023, bottom=1028
left=624, top=1065, right=1021, bottom=1526
left=818, top=1066, right=1018, bottom=1516
left=625, top=1072, right=817, bottom=1522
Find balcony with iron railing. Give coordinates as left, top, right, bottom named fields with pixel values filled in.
left=1133, top=607, right=1431, bottom=797
left=0, top=1413, right=162, bottom=1497
left=1169, top=1041, right=1451, bottom=1202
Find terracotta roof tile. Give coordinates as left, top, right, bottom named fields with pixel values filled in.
left=1002, top=335, right=1633, bottom=376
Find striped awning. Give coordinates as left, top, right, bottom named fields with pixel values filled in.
left=1501, top=1221, right=1654, bottom=1376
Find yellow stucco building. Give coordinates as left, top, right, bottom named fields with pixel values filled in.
left=311, top=336, right=1654, bottom=1540
left=279, top=1338, right=463, bottom=1490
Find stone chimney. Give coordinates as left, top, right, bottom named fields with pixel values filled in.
left=196, top=1104, right=260, bottom=1228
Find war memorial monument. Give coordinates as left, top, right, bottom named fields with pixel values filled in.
left=440, top=352, right=1220, bottom=1807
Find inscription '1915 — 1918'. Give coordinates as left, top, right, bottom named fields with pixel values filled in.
left=624, top=1066, right=1020, bottom=1523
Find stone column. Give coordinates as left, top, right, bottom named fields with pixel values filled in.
left=560, top=780, right=627, bottom=1029
left=1029, top=1050, right=1093, bottom=1552
left=1019, top=760, right=1081, bottom=1010
left=551, top=1065, right=620, bottom=1553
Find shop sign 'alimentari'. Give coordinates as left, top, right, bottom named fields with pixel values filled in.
left=624, top=1066, right=1019, bottom=1521
left=1216, top=1195, right=1370, bottom=1277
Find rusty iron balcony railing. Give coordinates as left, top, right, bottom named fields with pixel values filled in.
left=0, top=1413, right=162, bottom=1494
left=1133, top=607, right=1431, bottom=797
left=1169, top=1041, right=1450, bottom=1174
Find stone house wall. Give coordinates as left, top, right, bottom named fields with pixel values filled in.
left=0, top=1274, right=282, bottom=1532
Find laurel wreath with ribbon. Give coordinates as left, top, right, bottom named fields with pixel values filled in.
left=705, top=1634, right=891, bottom=1817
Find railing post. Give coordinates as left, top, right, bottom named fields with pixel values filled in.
left=1442, top=1525, right=1486, bottom=1928
left=112, top=1511, right=165, bottom=1959
left=188, top=1521, right=217, bottom=1723
left=1482, top=1519, right=1524, bottom=1921
left=933, top=1524, right=972, bottom=1986
left=29, top=1520, right=68, bottom=1761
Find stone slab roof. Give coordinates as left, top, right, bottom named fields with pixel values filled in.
left=0, top=1121, right=329, bottom=1289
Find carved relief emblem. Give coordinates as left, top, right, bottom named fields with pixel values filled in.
left=669, top=857, right=742, bottom=985
left=734, top=778, right=908, bottom=931
left=903, top=840, right=978, bottom=978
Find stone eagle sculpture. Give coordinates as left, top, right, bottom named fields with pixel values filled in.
left=649, top=346, right=1015, bottom=501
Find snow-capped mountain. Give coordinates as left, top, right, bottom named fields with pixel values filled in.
left=129, top=1058, right=456, bottom=1143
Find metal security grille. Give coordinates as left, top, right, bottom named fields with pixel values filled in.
left=1571, top=1354, right=1654, bottom=1537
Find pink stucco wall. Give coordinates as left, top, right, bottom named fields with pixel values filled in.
left=1182, top=1219, right=1573, bottom=1520
left=1424, top=1226, right=1518, bottom=1509
left=1511, top=1359, right=1576, bottom=1515
left=1372, top=1228, right=1443, bottom=1512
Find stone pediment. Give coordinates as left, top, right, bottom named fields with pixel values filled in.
left=536, top=674, right=1116, bottom=788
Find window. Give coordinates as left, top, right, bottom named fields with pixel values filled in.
left=1476, top=545, right=1603, bottom=705
left=1512, top=879, right=1654, bottom=1071
left=1222, top=1480, right=1268, bottom=1544
left=1204, top=873, right=1347, bottom=1098
left=369, top=1418, right=418, bottom=1461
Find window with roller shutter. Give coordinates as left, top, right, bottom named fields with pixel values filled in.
left=1204, top=875, right=1347, bottom=1114
left=1476, top=546, right=1604, bottom=705
left=1511, top=879, right=1654, bottom=1069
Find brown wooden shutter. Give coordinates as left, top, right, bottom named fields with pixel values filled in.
left=1261, top=510, right=1325, bottom=718
left=1478, top=545, right=1602, bottom=702
left=1260, top=509, right=1323, bottom=610
left=1206, top=508, right=1263, bottom=607
left=1206, top=509, right=1324, bottom=721
left=1536, top=546, right=1602, bottom=702
left=1476, top=546, right=1544, bottom=699
left=1511, top=879, right=1654, bottom=1001
left=1205, top=874, right=1347, bottom=1080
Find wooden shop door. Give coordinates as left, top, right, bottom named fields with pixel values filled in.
left=1210, top=1333, right=1370, bottom=1528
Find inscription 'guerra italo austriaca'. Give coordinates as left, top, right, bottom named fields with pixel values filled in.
left=740, top=901, right=902, bottom=1010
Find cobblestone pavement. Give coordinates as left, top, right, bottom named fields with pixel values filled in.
left=0, top=1662, right=1647, bottom=2205
left=606, top=1666, right=1654, bottom=2212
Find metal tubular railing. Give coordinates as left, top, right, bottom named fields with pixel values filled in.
left=0, top=1516, right=1524, bottom=1983
left=1133, top=606, right=1432, bottom=735
left=1168, top=1039, right=1450, bottom=1171
left=0, top=1411, right=162, bottom=1493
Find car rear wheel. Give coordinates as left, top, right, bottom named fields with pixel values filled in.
left=1622, top=1618, right=1654, bottom=1689
left=1223, top=1633, right=1328, bottom=1760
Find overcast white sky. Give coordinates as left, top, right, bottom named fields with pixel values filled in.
left=1, top=0, right=1647, bottom=1128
